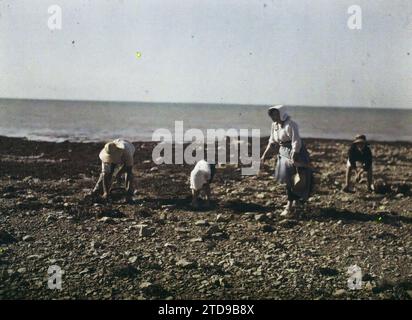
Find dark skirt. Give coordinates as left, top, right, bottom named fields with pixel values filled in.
left=274, top=142, right=313, bottom=201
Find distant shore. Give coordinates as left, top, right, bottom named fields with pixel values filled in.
left=2, top=134, right=412, bottom=145
left=1, top=134, right=412, bottom=175
left=1, top=134, right=412, bottom=179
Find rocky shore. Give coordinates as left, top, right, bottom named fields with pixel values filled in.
left=0, top=135, right=411, bottom=300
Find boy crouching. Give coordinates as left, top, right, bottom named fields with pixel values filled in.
left=190, top=160, right=216, bottom=208
left=343, top=134, right=374, bottom=193
left=92, top=139, right=135, bottom=202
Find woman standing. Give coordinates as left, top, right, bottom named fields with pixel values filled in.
left=261, top=105, right=313, bottom=217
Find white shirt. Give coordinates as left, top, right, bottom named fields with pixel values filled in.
left=269, top=118, right=302, bottom=157
left=114, top=139, right=135, bottom=166
left=190, top=160, right=212, bottom=191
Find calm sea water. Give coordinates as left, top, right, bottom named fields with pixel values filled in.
left=0, top=99, right=411, bottom=142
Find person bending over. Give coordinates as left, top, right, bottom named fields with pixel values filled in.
left=92, top=139, right=135, bottom=202
left=190, top=160, right=216, bottom=208
left=343, top=134, right=373, bottom=192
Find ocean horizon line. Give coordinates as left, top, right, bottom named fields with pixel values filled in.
left=0, top=97, right=410, bottom=111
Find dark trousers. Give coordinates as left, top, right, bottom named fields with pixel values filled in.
left=93, top=164, right=133, bottom=195
left=287, top=187, right=300, bottom=201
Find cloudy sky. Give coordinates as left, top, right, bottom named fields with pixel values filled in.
left=0, top=0, right=411, bottom=108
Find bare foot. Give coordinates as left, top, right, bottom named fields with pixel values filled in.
left=280, top=207, right=294, bottom=218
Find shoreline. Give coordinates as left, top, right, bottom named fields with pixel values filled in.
left=1, top=134, right=412, bottom=146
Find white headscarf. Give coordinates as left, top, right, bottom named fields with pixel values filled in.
left=268, top=105, right=289, bottom=121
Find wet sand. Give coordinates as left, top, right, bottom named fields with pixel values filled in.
left=0, top=135, right=411, bottom=299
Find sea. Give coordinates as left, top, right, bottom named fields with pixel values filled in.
left=0, top=99, right=411, bottom=143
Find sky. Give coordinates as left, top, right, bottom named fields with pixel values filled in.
left=0, top=0, right=411, bottom=108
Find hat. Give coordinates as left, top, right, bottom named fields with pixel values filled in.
left=268, top=105, right=289, bottom=121
left=353, top=134, right=367, bottom=144
left=112, top=139, right=128, bottom=149
left=99, top=141, right=123, bottom=163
